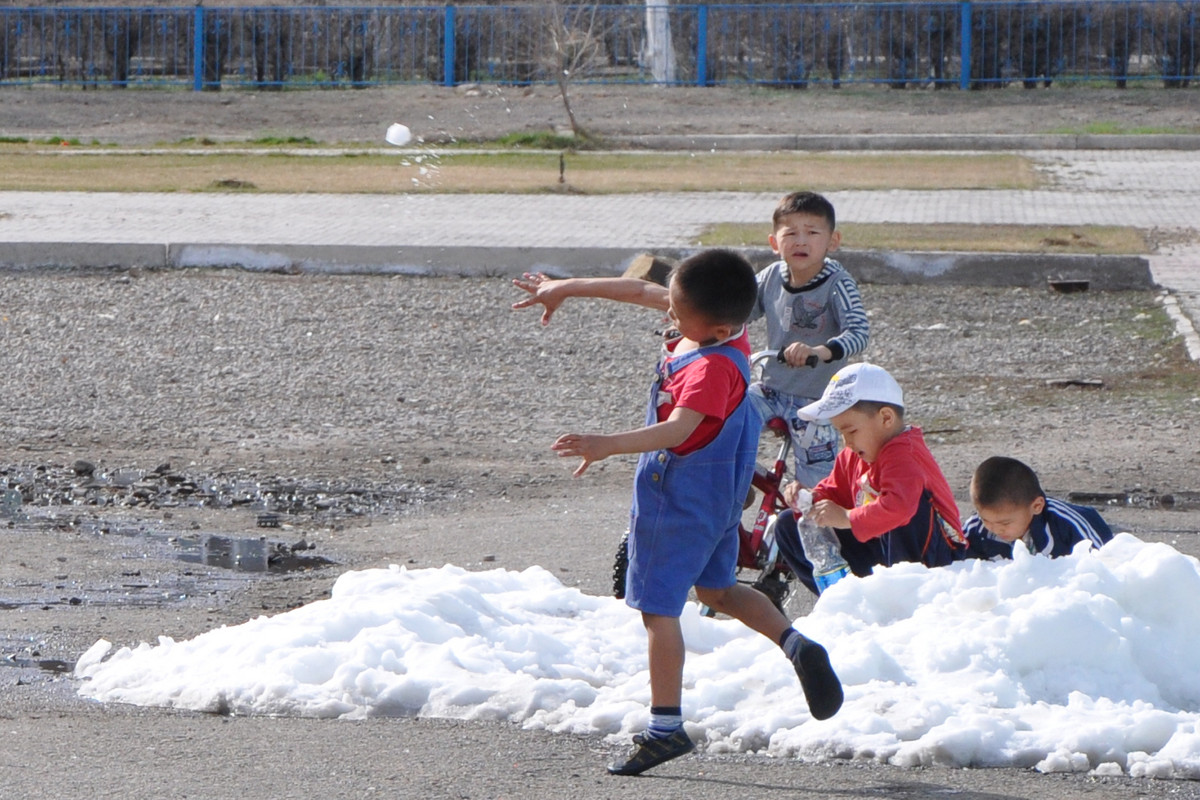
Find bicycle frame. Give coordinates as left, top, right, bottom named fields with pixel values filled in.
left=738, top=416, right=791, bottom=571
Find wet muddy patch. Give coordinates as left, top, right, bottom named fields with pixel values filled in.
left=0, top=460, right=449, bottom=630
left=0, top=513, right=335, bottom=615
left=1, top=460, right=444, bottom=521
left=1068, top=490, right=1200, bottom=511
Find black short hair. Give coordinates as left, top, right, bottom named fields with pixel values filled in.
left=773, top=191, right=836, bottom=230
left=670, top=249, right=757, bottom=327
left=850, top=400, right=904, bottom=420
left=971, top=456, right=1044, bottom=507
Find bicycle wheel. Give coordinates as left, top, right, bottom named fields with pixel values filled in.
left=612, top=530, right=630, bottom=599
left=751, top=565, right=814, bottom=621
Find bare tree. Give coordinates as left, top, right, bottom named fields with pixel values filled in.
left=541, top=2, right=608, bottom=143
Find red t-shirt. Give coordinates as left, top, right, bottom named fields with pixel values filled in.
left=656, top=329, right=751, bottom=455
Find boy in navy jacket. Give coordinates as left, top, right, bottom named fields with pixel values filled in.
left=964, top=456, right=1113, bottom=559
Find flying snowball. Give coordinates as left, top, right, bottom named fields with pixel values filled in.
left=385, top=123, right=413, bottom=146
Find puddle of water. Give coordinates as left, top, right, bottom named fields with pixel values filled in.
left=33, top=516, right=336, bottom=574
left=2, top=462, right=435, bottom=519
left=1, top=655, right=72, bottom=673
left=0, top=635, right=75, bottom=673
left=170, top=533, right=333, bottom=573
left=174, top=534, right=270, bottom=571
left=0, top=515, right=335, bottom=613
left=1068, top=490, right=1200, bottom=511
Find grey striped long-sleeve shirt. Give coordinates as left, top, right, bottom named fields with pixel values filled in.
left=748, top=258, right=871, bottom=399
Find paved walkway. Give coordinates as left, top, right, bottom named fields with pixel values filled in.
left=1, top=148, right=1198, bottom=358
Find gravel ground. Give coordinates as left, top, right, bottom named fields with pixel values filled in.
left=2, top=270, right=1199, bottom=798
left=3, top=83, right=1199, bottom=145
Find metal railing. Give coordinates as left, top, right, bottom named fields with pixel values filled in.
left=1, top=2, right=1197, bottom=90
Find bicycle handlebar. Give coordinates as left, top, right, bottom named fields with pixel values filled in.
left=751, top=349, right=820, bottom=369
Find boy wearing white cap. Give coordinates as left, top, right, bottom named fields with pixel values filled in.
left=774, top=362, right=967, bottom=595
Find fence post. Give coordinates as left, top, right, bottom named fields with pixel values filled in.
left=959, top=1, right=972, bottom=90
left=443, top=4, right=456, bottom=87
left=696, top=4, right=708, bottom=86
left=192, top=4, right=204, bottom=91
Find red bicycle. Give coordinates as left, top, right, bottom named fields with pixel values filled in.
left=612, top=350, right=809, bottom=616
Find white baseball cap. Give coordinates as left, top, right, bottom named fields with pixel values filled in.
left=798, top=362, right=904, bottom=422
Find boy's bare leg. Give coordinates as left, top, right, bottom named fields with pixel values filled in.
left=695, top=583, right=788, bottom=640
left=643, top=612, right=684, bottom=706
left=695, top=583, right=843, bottom=721
left=606, top=612, right=695, bottom=776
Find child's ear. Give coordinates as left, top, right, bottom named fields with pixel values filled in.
left=880, top=405, right=899, bottom=427
left=768, top=232, right=782, bottom=254
left=828, top=230, right=842, bottom=253
left=712, top=322, right=735, bottom=342
left=1031, top=495, right=1046, bottom=515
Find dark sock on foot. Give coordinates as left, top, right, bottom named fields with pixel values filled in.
left=782, top=628, right=844, bottom=720
left=647, top=705, right=683, bottom=739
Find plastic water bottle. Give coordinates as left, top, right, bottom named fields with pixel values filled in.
left=793, top=489, right=849, bottom=594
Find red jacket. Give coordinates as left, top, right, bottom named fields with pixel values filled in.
left=814, top=426, right=964, bottom=545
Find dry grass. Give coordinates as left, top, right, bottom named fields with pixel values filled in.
left=0, top=149, right=1040, bottom=193
left=0, top=146, right=1141, bottom=254
left=695, top=221, right=1152, bottom=254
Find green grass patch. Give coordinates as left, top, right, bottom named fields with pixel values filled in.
left=1048, top=120, right=1199, bottom=135
left=250, top=135, right=320, bottom=146
left=494, top=131, right=581, bottom=150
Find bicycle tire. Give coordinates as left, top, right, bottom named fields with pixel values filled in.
left=612, top=530, right=630, bottom=599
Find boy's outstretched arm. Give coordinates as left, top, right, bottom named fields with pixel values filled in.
left=551, top=407, right=703, bottom=477
left=512, top=272, right=670, bottom=326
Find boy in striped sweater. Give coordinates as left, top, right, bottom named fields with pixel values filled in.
left=964, top=456, right=1114, bottom=560
left=749, top=191, right=870, bottom=488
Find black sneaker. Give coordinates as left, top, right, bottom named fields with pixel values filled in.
left=606, top=729, right=695, bottom=776
left=789, top=634, right=844, bottom=721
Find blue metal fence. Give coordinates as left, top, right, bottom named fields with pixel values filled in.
left=1, top=2, right=1197, bottom=90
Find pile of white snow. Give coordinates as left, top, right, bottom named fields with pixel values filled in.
left=76, top=533, right=1200, bottom=779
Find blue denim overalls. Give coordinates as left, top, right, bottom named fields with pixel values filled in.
left=624, top=342, right=762, bottom=617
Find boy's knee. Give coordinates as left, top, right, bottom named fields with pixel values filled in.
left=694, top=584, right=731, bottom=609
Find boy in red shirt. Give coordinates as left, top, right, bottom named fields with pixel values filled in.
left=518, top=251, right=842, bottom=776
left=775, top=362, right=967, bottom=595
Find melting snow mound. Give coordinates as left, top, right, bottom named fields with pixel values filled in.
left=76, top=534, right=1200, bottom=779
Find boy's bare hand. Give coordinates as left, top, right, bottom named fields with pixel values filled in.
left=512, top=272, right=564, bottom=326
left=810, top=499, right=851, bottom=530
left=782, top=480, right=803, bottom=509
left=551, top=433, right=611, bottom=477
left=781, top=342, right=830, bottom=367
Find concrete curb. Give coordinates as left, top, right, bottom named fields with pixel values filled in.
left=0, top=241, right=1156, bottom=291
left=611, top=133, right=1200, bottom=151
left=1161, top=292, right=1200, bottom=362
left=0, top=242, right=167, bottom=272
left=32, top=134, right=1200, bottom=156
left=838, top=250, right=1155, bottom=290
